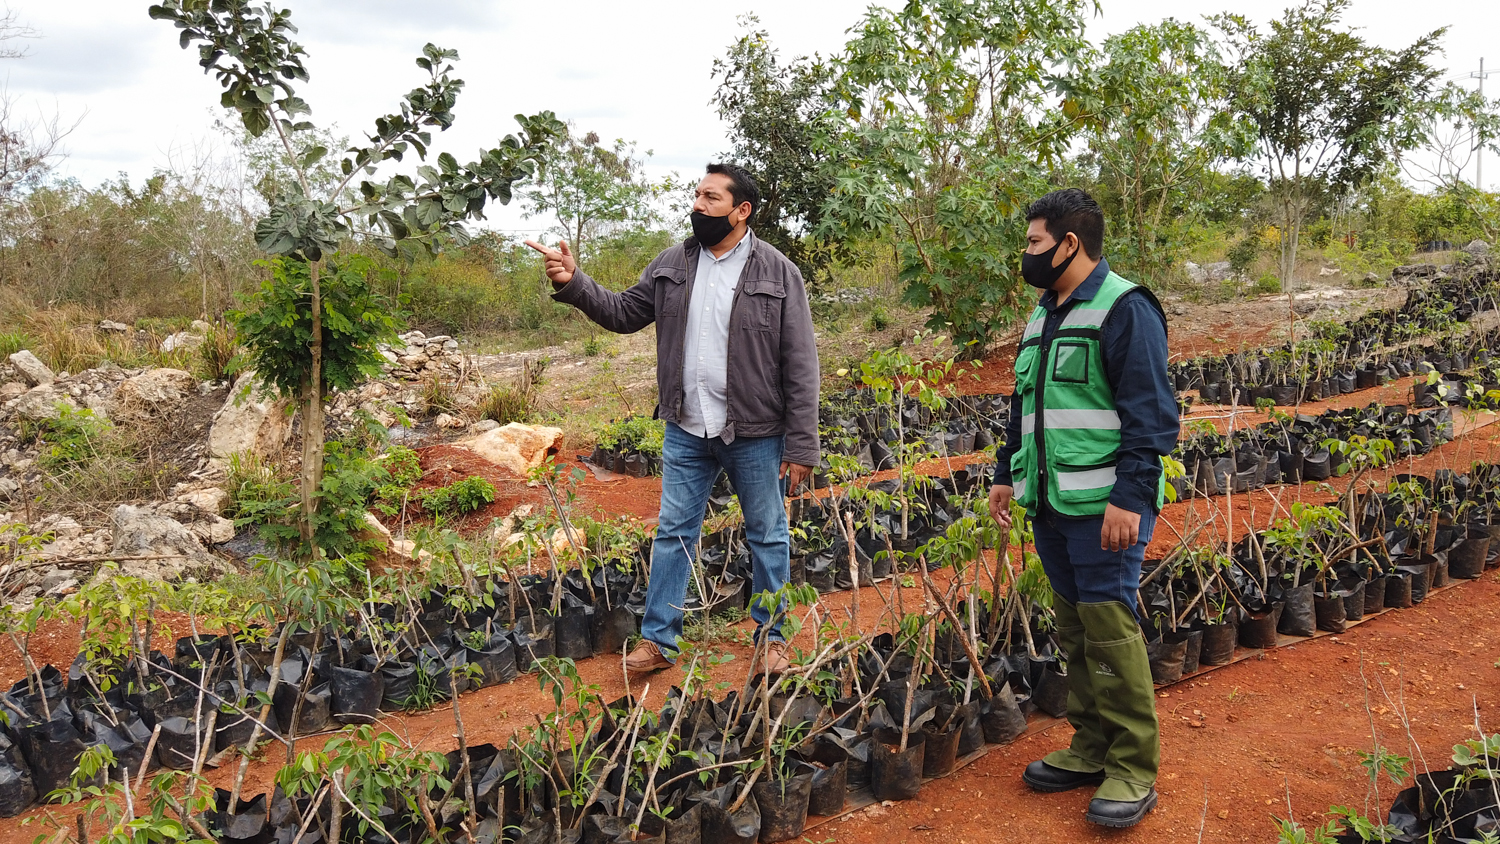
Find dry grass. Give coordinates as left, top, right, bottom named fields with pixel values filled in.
left=0, top=287, right=243, bottom=379
left=475, top=383, right=532, bottom=425
left=31, top=419, right=185, bottom=519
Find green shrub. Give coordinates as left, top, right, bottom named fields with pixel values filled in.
left=1251, top=273, right=1281, bottom=295
left=383, top=446, right=423, bottom=488
left=372, top=445, right=424, bottom=517
left=597, top=415, right=664, bottom=456
left=37, top=405, right=115, bottom=471
left=867, top=305, right=891, bottom=332
left=0, top=331, right=33, bottom=358
left=420, top=476, right=496, bottom=516
left=232, top=438, right=388, bottom=567
left=1226, top=236, right=1259, bottom=278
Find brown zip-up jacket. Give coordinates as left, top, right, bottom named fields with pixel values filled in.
left=551, top=232, right=821, bottom=467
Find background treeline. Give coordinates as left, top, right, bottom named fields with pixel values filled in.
left=0, top=0, right=1497, bottom=358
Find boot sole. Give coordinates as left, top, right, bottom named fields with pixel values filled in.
left=1085, top=792, right=1158, bottom=828
left=1021, top=770, right=1107, bottom=793
left=624, top=661, right=671, bottom=674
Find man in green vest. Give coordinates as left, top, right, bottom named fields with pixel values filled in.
left=988, top=189, right=1179, bottom=828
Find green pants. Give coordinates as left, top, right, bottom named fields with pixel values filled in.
left=1043, top=598, right=1160, bottom=801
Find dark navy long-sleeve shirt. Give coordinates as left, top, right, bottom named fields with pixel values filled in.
left=993, top=257, right=1179, bottom=516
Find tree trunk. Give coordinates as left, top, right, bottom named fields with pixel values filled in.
left=298, top=261, right=326, bottom=557
left=1279, top=195, right=1298, bottom=294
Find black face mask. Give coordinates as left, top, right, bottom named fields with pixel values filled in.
left=1021, top=236, right=1078, bottom=290
left=691, top=210, right=736, bottom=248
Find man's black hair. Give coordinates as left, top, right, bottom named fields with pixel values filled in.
left=706, top=162, right=760, bottom=221
left=1025, top=188, right=1105, bottom=260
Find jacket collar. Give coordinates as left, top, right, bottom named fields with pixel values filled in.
left=685, top=227, right=756, bottom=263
left=1040, top=256, right=1110, bottom=312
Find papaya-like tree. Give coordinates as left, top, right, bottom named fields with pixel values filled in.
left=149, top=0, right=562, bottom=558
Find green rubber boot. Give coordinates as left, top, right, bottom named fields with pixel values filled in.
left=1077, top=601, right=1160, bottom=804
left=1041, top=598, right=1108, bottom=774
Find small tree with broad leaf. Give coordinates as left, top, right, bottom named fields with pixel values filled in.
left=149, top=0, right=562, bottom=559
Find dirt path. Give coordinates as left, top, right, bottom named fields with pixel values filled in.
left=818, top=573, right=1500, bottom=844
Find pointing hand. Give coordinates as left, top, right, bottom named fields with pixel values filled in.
left=524, top=238, right=577, bottom=287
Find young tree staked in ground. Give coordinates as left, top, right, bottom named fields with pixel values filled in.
left=1213, top=0, right=1445, bottom=293
left=150, top=0, right=561, bottom=560
left=712, top=15, right=843, bottom=286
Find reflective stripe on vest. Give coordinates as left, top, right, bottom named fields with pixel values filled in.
left=1020, top=409, right=1121, bottom=436
left=1056, top=465, right=1117, bottom=492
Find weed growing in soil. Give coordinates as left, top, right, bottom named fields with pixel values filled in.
left=0, top=330, right=32, bottom=358
left=684, top=604, right=751, bottom=646
left=196, top=322, right=240, bottom=381
left=35, top=404, right=114, bottom=472
left=420, top=476, right=496, bottom=516
left=225, top=452, right=295, bottom=521
left=30, top=403, right=184, bottom=510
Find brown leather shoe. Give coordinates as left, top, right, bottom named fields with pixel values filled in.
left=623, top=640, right=671, bottom=674
left=762, top=640, right=792, bottom=675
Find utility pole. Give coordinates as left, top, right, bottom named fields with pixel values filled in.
left=1462, top=58, right=1497, bottom=191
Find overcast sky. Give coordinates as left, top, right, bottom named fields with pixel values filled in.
left=3, top=0, right=1496, bottom=236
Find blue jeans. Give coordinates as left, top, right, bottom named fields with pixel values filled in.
left=643, top=423, right=790, bottom=656
left=1032, top=510, right=1157, bottom=616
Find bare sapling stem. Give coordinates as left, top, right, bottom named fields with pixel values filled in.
left=286, top=627, right=324, bottom=763
left=230, top=621, right=292, bottom=806
left=843, top=512, right=861, bottom=631
left=449, top=665, right=480, bottom=835
left=134, top=725, right=161, bottom=795
left=575, top=689, right=646, bottom=828
left=921, top=569, right=992, bottom=699
left=633, top=656, right=696, bottom=834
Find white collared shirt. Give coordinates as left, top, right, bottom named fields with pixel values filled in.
left=679, top=231, right=753, bottom=439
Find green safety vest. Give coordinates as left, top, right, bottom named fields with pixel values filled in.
left=1010, top=271, right=1166, bottom=518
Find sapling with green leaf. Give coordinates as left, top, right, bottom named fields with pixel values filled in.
left=42, top=744, right=221, bottom=844
left=0, top=599, right=61, bottom=721
left=856, top=332, right=960, bottom=553
left=1262, top=502, right=1353, bottom=589
left=151, top=0, right=562, bottom=562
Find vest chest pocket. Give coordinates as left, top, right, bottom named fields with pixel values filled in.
left=1050, top=340, right=1091, bottom=384
left=1015, top=346, right=1040, bottom=393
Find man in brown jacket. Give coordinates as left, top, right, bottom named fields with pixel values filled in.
left=525, top=163, right=820, bottom=675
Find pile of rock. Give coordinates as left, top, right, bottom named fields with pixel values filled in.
left=159, top=319, right=217, bottom=353
left=1184, top=261, right=1239, bottom=286
left=4, top=490, right=236, bottom=606
left=380, top=330, right=466, bottom=380
left=325, top=330, right=486, bottom=430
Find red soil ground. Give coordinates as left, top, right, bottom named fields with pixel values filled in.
left=0, top=346, right=1496, bottom=843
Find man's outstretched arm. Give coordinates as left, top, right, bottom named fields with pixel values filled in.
left=527, top=239, right=657, bottom=334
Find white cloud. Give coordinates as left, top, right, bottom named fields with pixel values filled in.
left=0, top=0, right=1493, bottom=233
